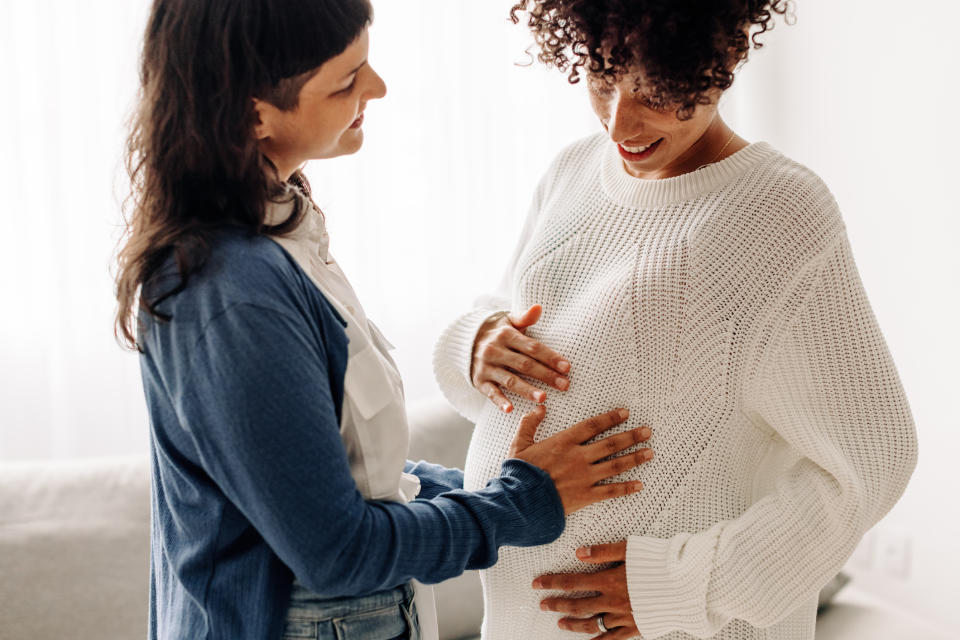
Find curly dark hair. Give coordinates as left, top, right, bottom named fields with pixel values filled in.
left=510, top=0, right=793, bottom=118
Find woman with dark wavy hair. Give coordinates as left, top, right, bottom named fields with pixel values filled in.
left=114, top=1, right=658, bottom=638
left=433, top=2, right=918, bottom=639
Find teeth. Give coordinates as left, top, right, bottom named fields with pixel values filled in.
left=622, top=140, right=657, bottom=154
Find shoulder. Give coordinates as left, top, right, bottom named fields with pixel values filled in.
left=548, top=132, right=607, bottom=178
left=145, top=229, right=340, bottom=333
left=731, top=145, right=846, bottom=263
left=534, top=132, right=607, bottom=200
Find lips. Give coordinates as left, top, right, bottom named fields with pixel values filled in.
left=617, top=138, right=663, bottom=162
left=349, top=113, right=364, bottom=129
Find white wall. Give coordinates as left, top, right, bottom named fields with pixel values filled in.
left=0, top=0, right=151, bottom=459
left=1, top=0, right=957, bottom=631
left=722, top=2, right=960, bottom=633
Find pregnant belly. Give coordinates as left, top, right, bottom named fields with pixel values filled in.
left=464, top=399, right=652, bottom=639
left=471, top=400, right=650, bottom=561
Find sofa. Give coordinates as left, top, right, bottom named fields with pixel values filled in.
left=0, top=398, right=949, bottom=639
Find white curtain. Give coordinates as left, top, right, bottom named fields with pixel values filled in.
left=1, top=0, right=958, bottom=629
left=0, top=0, right=152, bottom=459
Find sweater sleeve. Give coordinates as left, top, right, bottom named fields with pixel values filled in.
left=432, top=172, right=550, bottom=423
left=174, top=303, right=565, bottom=597
left=404, top=459, right=465, bottom=500
left=624, top=232, right=918, bottom=638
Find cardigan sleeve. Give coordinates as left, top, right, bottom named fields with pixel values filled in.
left=404, top=460, right=465, bottom=500
left=623, top=232, right=918, bottom=638
left=173, top=302, right=565, bottom=598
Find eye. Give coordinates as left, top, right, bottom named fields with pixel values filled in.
left=335, top=78, right=358, bottom=95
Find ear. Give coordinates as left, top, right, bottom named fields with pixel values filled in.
left=251, top=97, right=276, bottom=141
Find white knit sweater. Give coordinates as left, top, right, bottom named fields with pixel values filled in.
left=432, top=134, right=918, bottom=640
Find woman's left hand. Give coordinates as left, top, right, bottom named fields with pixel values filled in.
left=533, top=540, right=641, bottom=639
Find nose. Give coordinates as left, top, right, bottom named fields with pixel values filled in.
left=606, top=88, right=644, bottom=144
left=366, top=64, right=387, bottom=101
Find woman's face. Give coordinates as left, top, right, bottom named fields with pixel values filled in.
left=586, top=72, right=725, bottom=180
left=255, top=27, right=386, bottom=179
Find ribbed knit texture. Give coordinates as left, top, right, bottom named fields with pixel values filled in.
left=433, top=134, right=918, bottom=640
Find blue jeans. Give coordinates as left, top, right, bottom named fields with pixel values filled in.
left=281, top=581, right=420, bottom=640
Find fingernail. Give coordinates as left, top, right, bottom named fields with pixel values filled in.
left=639, top=426, right=652, bottom=439
left=577, top=546, right=591, bottom=558
left=633, top=481, right=644, bottom=491
left=503, top=404, right=512, bottom=412
left=556, top=377, right=569, bottom=390
left=540, top=601, right=549, bottom=611
left=532, top=578, right=543, bottom=589
left=643, top=449, right=654, bottom=461
left=534, top=391, right=546, bottom=402
left=618, top=408, right=629, bottom=419
left=557, top=360, right=570, bottom=373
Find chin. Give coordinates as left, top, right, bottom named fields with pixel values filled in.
left=339, top=131, right=365, bottom=156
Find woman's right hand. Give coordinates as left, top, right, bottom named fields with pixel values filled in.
left=509, top=405, right=653, bottom=515
left=472, top=304, right=571, bottom=413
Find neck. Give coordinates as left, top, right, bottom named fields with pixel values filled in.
left=263, top=151, right=300, bottom=183
left=627, top=116, right=746, bottom=180
left=668, top=117, right=739, bottom=176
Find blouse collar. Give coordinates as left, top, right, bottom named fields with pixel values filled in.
left=264, top=185, right=330, bottom=263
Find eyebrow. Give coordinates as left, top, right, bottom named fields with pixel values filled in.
left=340, top=59, right=367, bottom=82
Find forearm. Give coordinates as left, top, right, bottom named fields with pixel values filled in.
left=299, top=459, right=563, bottom=596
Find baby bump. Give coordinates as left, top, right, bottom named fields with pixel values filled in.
left=463, top=397, right=652, bottom=579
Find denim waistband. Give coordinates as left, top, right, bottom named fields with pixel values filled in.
left=287, top=581, right=415, bottom=618
left=282, top=581, right=419, bottom=640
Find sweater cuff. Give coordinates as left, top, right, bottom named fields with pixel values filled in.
left=625, top=533, right=727, bottom=639
left=432, top=306, right=505, bottom=423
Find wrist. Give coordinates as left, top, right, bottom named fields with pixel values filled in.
left=471, top=310, right=510, bottom=379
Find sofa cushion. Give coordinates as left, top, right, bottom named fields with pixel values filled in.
left=0, top=456, right=151, bottom=639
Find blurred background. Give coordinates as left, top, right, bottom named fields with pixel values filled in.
left=0, top=0, right=957, bottom=635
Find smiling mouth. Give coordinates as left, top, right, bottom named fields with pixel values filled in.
left=617, top=138, right=663, bottom=161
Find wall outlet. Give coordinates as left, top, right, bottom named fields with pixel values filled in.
left=847, top=527, right=913, bottom=581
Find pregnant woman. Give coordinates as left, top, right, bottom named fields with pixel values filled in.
left=114, top=1, right=655, bottom=639
left=433, top=2, right=918, bottom=639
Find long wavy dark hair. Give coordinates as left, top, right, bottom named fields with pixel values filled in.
left=115, top=0, right=372, bottom=350
left=510, top=0, right=793, bottom=119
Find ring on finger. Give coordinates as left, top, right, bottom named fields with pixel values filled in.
left=596, top=614, right=608, bottom=634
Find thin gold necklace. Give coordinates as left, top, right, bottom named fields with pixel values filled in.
left=695, top=131, right=737, bottom=171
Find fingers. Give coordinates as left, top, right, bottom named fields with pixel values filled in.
left=532, top=571, right=606, bottom=592
left=540, top=595, right=606, bottom=617
left=556, top=613, right=638, bottom=638
left=478, top=381, right=513, bottom=413
left=589, top=481, right=644, bottom=504
left=486, top=366, right=548, bottom=404
left=585, top=426, right=652, bottom=463
left=508, top=303, right=542, bottom=329
left=576, top=541, right=628, bottom=564
left=565, top=409, right=630, bottom=444
left=590, top=449, right=654, bottom=481
left=501, top=349, right=569, bottom=391
left=508, top=406, right=546, bottom=457
left=540, top=592, right=631, bottom=616
left=505, top=330, right=571, bottom=375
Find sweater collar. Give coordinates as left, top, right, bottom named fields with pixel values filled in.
left=264, top=185, right=330, bottom=263
left=599, top=139, right=777, bottom=208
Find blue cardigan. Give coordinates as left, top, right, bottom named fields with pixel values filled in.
left=138, top=229, right=565, bottom=640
